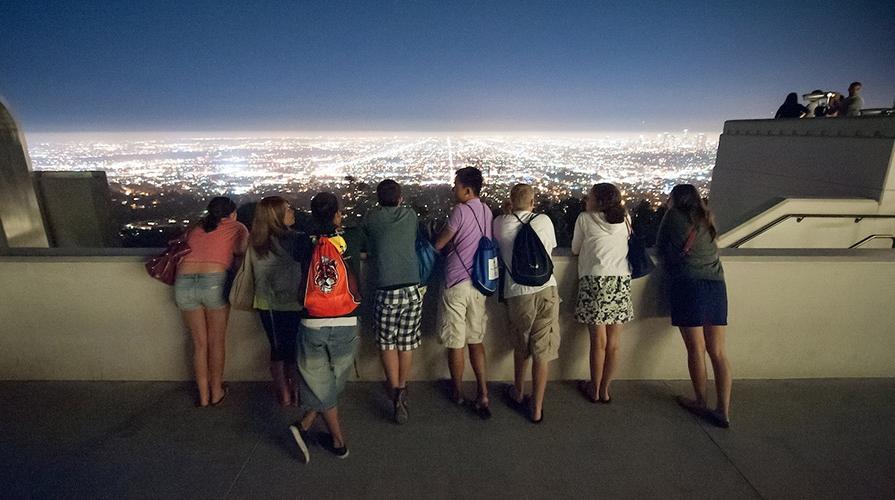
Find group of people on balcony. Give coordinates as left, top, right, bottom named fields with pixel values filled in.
left=775, top=81, right=864, bottom=119
left=167, top=167, right=732, bottom=463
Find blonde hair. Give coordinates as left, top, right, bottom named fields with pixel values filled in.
left=509, top=184, right=535, bottom=211
left=250, top=196, right=290, bottom=257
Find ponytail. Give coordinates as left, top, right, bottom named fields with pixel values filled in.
left=202, top=196, right=236, bottom=233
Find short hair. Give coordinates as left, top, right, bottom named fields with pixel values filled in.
left=509, top=184, right=534, bottom=211
left=455, top=167, right=484, bottom=196
left=376, top=179, right=401, bottom=207
left=310, top=192, right=340, bottom=226
left=849, top=81, right=862, bottom=90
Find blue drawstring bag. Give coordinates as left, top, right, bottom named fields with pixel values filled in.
left=454, top=203, right=499, bottom=296
left=416, top=229, right=438, bottom=285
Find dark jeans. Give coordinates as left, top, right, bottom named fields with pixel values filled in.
left=258, top=310, right=300, bottom=363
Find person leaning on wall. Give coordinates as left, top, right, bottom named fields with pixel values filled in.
left=175, top=196, right=248, bottom=407
left=656, top=184, right=732, bottom=428
left=248, top=196, right=310, bottom=407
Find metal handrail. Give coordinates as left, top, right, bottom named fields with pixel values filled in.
left=729, top=214, right=895, bottom=248
left=849, top=234, right=895, bottom=249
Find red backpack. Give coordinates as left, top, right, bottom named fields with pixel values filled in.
left=303, top=237, right=360, bottom=317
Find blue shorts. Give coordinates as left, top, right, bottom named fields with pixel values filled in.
left=174, top=273, right=229, bottom=310
left=298, top=324, right=358, bottom=411
left=668, top=278, right=728, bottom=327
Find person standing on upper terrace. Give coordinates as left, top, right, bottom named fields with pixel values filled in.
left=844, top=81, right=864, bottom=117
left=775, top=92, right=809, bottom=119
left=656, top=184, right=732, bottom=428
left=362, top=179, right=423, bottom=424
left=175, top=196, right=248, bottom=407
left=434, top=167, right=494, bottom=419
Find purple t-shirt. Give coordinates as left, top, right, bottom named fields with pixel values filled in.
left=444, top=198, right=493, bottom=289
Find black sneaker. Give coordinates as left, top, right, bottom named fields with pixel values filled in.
left=288, top=421, right=311, bottom=464
left=324, top=435, right=350, bottom=459
left=394, top=388, right=409, bottom=425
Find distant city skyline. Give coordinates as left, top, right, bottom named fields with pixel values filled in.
left=27, top=132, right=715, bottom=246
left=2, top=1, right=893, bottom=134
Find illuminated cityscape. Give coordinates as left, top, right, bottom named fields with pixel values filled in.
left=29, top=131, right=716, bottom=246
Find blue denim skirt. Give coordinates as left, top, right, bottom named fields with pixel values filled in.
left=668, top=278, right=728, bottom=327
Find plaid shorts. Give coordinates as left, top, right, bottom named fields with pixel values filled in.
left=374, top=284, right=424, bottom=351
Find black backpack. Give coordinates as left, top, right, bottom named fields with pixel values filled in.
left=509, top=213, right=554, bottom=286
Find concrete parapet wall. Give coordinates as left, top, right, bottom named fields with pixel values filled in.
left=711, top=117, right=895, bottom=234
left=2, top=250, right=894, bottom=381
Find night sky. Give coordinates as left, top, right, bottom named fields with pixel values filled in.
left=2, top=0, right=893, bottom=133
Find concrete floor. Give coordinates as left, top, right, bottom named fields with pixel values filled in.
left=1, top=379, right=893, bottom=499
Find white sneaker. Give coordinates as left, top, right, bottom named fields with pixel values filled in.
left=289, top=422, right=310, bottom=464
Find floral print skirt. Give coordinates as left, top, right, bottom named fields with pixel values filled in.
left=574, top=275, right=633, bottom=325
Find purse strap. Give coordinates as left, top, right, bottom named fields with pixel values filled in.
left=680, top=227, right=697, bottom=257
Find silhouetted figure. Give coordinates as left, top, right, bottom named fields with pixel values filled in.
left=775, top=93, right=809, bottom=119
left=631, top=199, right=660, bottom=247
left=844, top=81, right=864, bottom=117
left=825, top=92, right=844, bottom=117
left=236, top=201, right=257, bottom=231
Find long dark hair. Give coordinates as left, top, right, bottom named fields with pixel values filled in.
left=669, top=184, right=717, bottom=240
left=201, top=196, right=237, bottom=233
left=250, top=196, right=289, bottom=257
left=590, top=183, right=626, bottom=224
left=310, top=192, right=340, bottom=235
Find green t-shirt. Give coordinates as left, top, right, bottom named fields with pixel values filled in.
left=656, top=208, right=724, bottom=281
left=362, top=205, right=420, bottom=289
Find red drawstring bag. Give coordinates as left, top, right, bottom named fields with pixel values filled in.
left=303, top=237, right=360, bottom=317
left=145, top=236, right=191, bottom=285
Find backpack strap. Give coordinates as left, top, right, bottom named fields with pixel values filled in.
left=512, top=212, right=539, bottom=226
left=449, top=202, right=489, bottom=278
left=463, top=202, right=487, bottom=238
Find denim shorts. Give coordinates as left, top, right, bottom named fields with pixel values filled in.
left=298, top=324, right=359, bottom=411
left=174, top=273, right=229, bottom=310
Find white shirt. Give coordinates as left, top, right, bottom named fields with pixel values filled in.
left=571, top=211, right=631, bottom=278
left=493, top=211, right=558, bottom=298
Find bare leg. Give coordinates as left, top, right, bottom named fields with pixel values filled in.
left=530, top=359, right=549, bottom=420
left=321, top=407, right=346, bottom=448
left=380, top=349, right=399, bottom=393
left=679, top=327, right=708, bottom=407
left=300, top=409, right=317, bottom=430
left=182, top=309, right=210, bottom=406
left=447, top=348, right=466, bottom=402
left=704, top=325, right=732, bottom=420
left=205, top=306, right=230, bottom=402
left=512, top=349, right=529, bottom=403
left=397, top=350, right=413, bottom=389
left=468, top=343, right=489, bottom=405
left=599, top=324, right=624, bottom=401
left=588, top=324, right=607, bottom=400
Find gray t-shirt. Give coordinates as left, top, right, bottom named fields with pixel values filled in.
left=251, top=231, right=308, bottom=311
left=845, top=95, right=864, bottom=117
left=656, top=209, right=724, bottom=281
left=362, top=205, right=420, bottom=289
